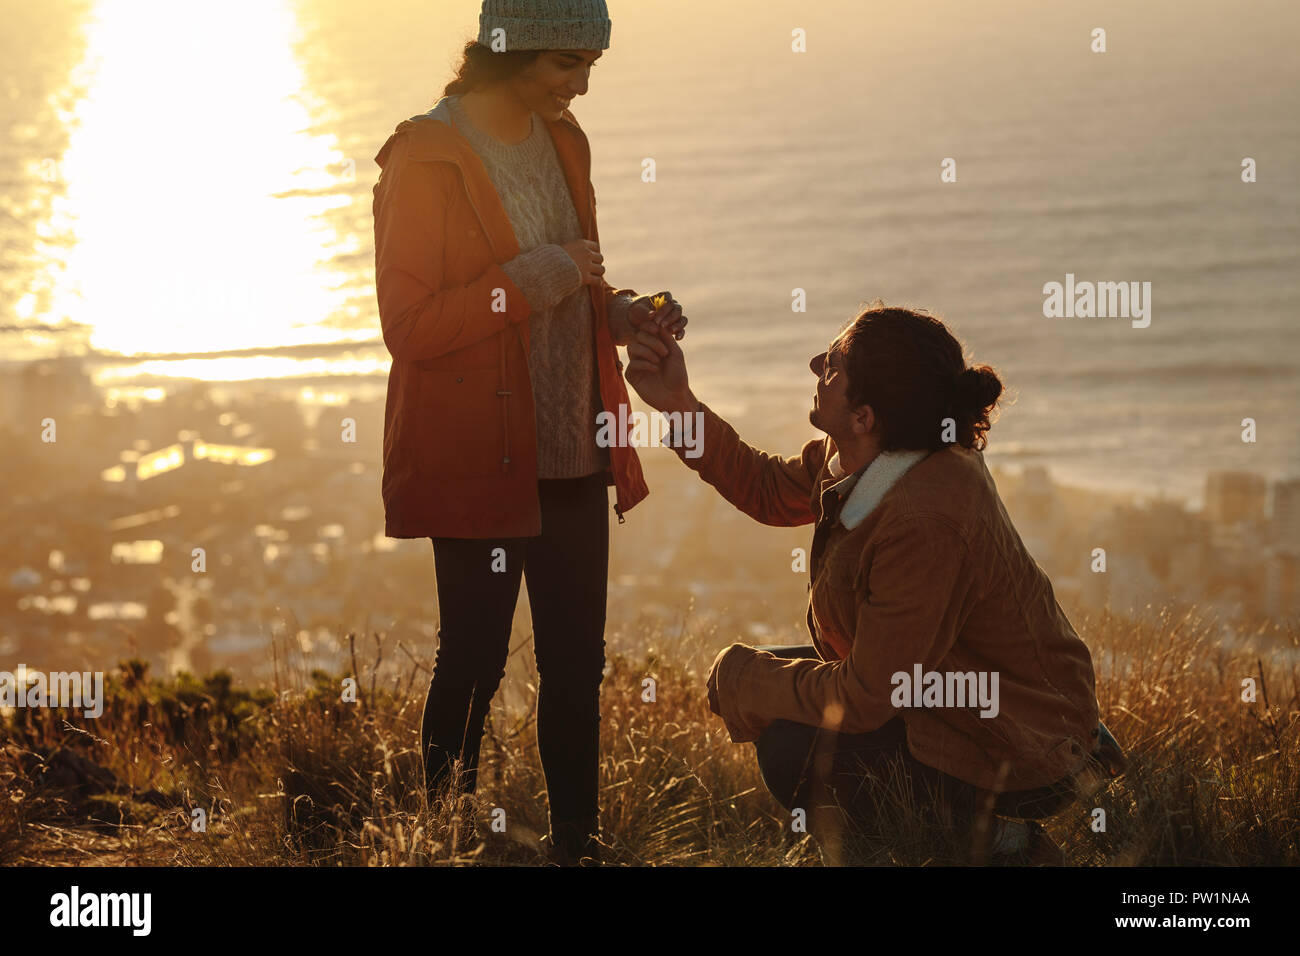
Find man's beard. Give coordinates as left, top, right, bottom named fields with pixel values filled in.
left=809, top=403, right=827, bottom=434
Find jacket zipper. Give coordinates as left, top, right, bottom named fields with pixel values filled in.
left=580, top=147, right=627, bottom=525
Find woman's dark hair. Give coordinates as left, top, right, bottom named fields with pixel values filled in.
left=443, top=41, right=541, bottom=96
left=837, top=301, right=1004, bottom=452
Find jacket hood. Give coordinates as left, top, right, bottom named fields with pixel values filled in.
left=374, top=95, right=585, bottom=170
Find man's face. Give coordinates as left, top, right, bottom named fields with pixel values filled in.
left=511, top=49, right=602, bottom=120
left=810, top=337, right=873, bottom=442
left=808, top=340, right=848, bottom=434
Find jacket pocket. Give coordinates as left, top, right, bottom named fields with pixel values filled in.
left=416, top=366, right=503, bottom=479
left=811, top=565, right=858, bottom=656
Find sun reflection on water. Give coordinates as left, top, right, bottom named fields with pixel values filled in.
left=44, top=0, right=357, bottom=376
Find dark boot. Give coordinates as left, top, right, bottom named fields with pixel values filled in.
left=987, top=818, right=1065, bottom=866
left=545, top=816, right=602, bottom=866
left=422, top=742, right=464, bottom=809
left=1023, top=821, right=1066, bottom=865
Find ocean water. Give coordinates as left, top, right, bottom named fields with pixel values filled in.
left=2, top=0, right=1298, bottom=504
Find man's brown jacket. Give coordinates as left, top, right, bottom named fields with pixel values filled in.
left=676, top=402, right=1100, bottom=793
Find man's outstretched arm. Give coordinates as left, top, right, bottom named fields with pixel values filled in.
left=625, top=327, right=823, bottom=527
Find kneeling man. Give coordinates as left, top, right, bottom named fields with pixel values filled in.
left=624, top=303, right=1126, bottom=864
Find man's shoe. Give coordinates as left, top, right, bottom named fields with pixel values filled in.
left=1023, top=821, right=1066, bottom=865
left=987, top=818, right=1065, bottom=866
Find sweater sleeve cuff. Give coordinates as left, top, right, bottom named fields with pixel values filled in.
left=499, top=243, right=583, bottom=312
left=605, top=290, right=639, bottom=345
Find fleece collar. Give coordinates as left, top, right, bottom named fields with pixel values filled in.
left=825, top=447, right=930, bottom=530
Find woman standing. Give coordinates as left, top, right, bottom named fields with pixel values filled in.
left=371, top=0, right=687, bottom=864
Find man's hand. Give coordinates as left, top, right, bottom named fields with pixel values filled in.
left=624, top=324, right=697, bottom=414
left=628, top=291, right=688, bottom=340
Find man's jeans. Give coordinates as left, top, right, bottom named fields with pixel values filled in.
left=421, top=473, right=609, bottom=831
left=751, top=645, right=1079, bottom=840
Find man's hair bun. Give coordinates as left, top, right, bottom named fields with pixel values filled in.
left=953, top=365, right=1003, bottom=415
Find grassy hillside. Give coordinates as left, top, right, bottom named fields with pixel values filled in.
left=2, top=605, right=1296, bottom=866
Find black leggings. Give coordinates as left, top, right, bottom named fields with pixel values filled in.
left=421, top=473, right=609, bottom=828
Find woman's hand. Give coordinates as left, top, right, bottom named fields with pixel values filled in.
left=562, top=238, right=606, bottom=285
left=628, top=291, right=688, bottom=340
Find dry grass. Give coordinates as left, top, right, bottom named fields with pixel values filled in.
left=2, top=604, right=1296, bottom=866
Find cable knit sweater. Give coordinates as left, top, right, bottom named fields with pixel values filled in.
left=447, top=94, right=609, bottom=480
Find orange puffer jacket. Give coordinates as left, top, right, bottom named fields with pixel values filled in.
left=371, top=97, right=649, bottom=538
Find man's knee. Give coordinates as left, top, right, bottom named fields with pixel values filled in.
left=751, top=644, right=818, bottom=661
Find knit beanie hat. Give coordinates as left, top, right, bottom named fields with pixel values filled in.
left=478, top=0, right=611, bottom=51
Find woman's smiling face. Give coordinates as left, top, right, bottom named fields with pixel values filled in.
left=510, top=49, right=602, bottom=119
